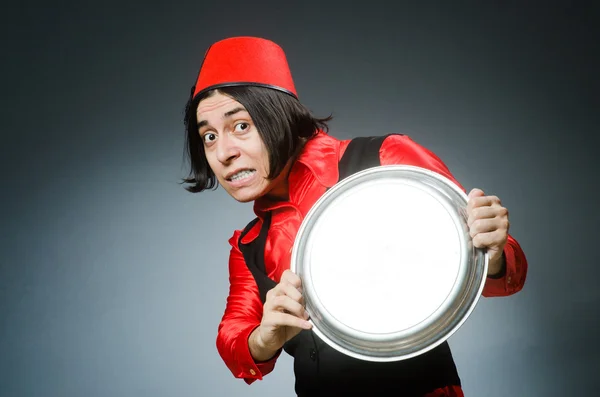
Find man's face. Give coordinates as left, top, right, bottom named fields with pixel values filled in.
left=196, top=91, right=286, bottom=202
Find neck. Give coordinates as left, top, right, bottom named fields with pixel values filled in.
left=263, top=160, right=293, bottom=201
left=262, top=138, right=307, bottom=202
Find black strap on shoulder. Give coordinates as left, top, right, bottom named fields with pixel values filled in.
left=237, top=212, right=276, bottom=303
left=338, top=135, right=393, bottom=181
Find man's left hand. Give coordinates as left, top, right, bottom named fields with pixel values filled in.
left=466, top=188, right=509, bottom=276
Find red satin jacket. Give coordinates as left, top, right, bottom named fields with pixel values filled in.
left=216, top=132, right=528, bottom=396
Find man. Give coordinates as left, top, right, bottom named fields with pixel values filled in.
left=183, top=36, right=528, bottom=396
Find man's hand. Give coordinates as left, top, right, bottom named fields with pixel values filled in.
left=466, top=188, right=509, bottom=276
left=249, top=270, right=312, bottom=362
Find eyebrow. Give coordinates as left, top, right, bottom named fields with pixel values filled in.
left=197, top=107, right=247, bottom=130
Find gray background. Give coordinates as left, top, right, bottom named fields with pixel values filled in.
left=1, top=1, right=598, bottom=396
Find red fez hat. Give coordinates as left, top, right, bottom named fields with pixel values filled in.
left=192, top=36, right=297, bottom=101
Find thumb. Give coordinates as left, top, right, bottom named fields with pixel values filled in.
left=468, top=188, right=485, bottom=200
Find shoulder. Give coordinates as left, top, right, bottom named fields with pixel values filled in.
left=378, top=133, right=465, bottom=191
left=227, top=213, right=264, bottom=254
left=303, top=131, right=350, bottom=154
left=228, top=222, right=258, bottom=249
left=228, top=229, right=243, bottom=247
left=378, top=134, right=444, bottom=166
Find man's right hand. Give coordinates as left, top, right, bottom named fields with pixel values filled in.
left=249, top=270, right=312, bottom=361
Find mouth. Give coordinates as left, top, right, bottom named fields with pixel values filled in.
left=226, top=169, right=257, bottom=182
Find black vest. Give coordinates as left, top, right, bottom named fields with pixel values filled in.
left=238, top=135, right=461, bottom=396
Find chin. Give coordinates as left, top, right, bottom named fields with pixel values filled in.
left=228, top=188, right=262, bottom=203
left=232, top=195, right=254, bottom=203
left=222, top=180, right=271, bottom=203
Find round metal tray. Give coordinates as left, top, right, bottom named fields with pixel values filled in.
left=291, top=165, right=488, bottom=362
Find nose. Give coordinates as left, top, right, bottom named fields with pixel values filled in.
left=215, top=133, right=240, bottom=164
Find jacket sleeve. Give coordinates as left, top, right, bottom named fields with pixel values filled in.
left=379, top=134, right=528, bottom=297
left=215, top=230, right=281, bottom=385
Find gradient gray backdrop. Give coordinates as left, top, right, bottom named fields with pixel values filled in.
left=1, top=2, right=598, bottom=396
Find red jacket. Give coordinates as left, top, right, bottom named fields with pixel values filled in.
left=216, top=132, right=528, bottom=396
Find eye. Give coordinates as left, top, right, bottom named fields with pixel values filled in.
left=234, top=122, right=250, bottom=133
left=203, top=132, right=217, bottom=144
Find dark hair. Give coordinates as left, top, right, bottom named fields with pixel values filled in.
left=182, top=85, right=332, bottom=193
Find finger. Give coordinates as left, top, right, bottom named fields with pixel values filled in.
left=467, top=189, right=484, bottom=212
left=270, top=282, right=304, bottom=304
left=467, top=206, right=508, bottom=227
left=266, top=311, right=312, bottom=330
left=469, top=218, right=499, bottom=238
left=266, top=274, right=302, bottom=302
left=469, top=195, right=502, bottom=210
left=281, top=269, right=302, bottom=290
left=468, top=188, right=485, bottom=200
left=472, top=230, right=508, bottom=249
left=267, top=295, right=309, bottom=320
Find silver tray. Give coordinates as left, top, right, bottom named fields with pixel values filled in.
left=291, top=165, right=488, bottom=362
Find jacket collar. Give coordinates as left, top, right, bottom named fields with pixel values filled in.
left=252, top=131, right=341, bottom=214
left=295, top=131, right=341, bottom=187
left=240, top=132, right=342, bottom=244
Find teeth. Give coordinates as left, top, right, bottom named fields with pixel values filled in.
left=230, top=170, right=255, bottom=181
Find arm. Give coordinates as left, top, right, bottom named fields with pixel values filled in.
left=379, top=134, right=528, bottom=297
left=215, top=230, right=281, bottom=385
left=481, top=234, right=527, bottom=297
